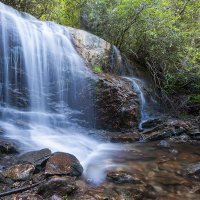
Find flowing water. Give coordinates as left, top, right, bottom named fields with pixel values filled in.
left=1, top=5, right=200, bottom=198
left=0, top=2, right=122, bottom=184
left=125, top=77, right=150, bottom=130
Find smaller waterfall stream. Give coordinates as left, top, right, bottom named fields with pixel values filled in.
left=126, top=77, right=150, bottom=130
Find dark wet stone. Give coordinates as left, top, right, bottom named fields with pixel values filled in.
left=145, top=129, right=174, bottom=141
left=114, top=185, right=147, bottom=200
left=18, top=148, right=51, bottom=170
left=169, top=134, right=190, bottom=143
left=104, top=132, right=140, bottom=143
left=4, top=163, right=35, bottom=181
left=38, top=176, right=77, bottom=198
left=45, top=152, right=83, bottom=177
left=0, top=172, right=6, bottom=183
left=145, top=126, right=187, bottom=141
left=32, top=172, right=46, bottom=183
left=95, top=74, right=139, bottom=130
left=0, top=140, right=18, bottom=154
left=142, top=118, right=163, bottom=129
left=143, top=184, right=157, bottom=199
left=189, top=131, right=200, bottom=140
left=0, top=164, right=5, bottom=171
left=0, top=172, right=14, bottom=185
left=159, top=140, right=171, bottom=148
left=142, top=119, right=194, bottom=141
left=186, top=162, right=200, bottom=178
left=107, top=171, right=142, bottom=184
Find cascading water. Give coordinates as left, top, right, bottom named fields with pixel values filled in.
left=126, top=77, right=150, bottom=130
left=0, top=2, right=122, bottom=184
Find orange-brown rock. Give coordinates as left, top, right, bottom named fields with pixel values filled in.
left=4, top=164, right=35, bottom=181
left=95, top=74, right=139, bottom=130
left=38, top=176, right=77, bottom=198
left=45, top=152, right=83, bottom=177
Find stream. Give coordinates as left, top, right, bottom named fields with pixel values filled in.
left=0, top=2, right=200, bottom=199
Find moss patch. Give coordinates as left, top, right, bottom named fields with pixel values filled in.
left=92, top=64, right=103, bottom=74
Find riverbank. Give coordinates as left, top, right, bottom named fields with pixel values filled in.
left=0, top=117, right=200, bottom=200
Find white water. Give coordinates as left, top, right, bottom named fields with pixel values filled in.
left=0, top=3, right=122, bottom=184
left=126, top=77, right=149, bottom=130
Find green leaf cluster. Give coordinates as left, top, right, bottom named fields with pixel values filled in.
left=2, top=0, right=200, bottom=101
left=92, top=65, right=103, bottom=74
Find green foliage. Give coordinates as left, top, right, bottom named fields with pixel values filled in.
left=191, top=94, right=200, bottom=104
left=1, top=0, right=85, bottom=27
left=63, top=195, right=68, bottom=200
left=82, top=0, right=200, bottom=99
left=92, top=65, right=103, bottom=74
left=1, top=0, right=200, bottom=104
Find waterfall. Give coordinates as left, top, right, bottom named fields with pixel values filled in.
left=0, top=2, right=122, bottom=184
left=125, top=77, right=150, bottom=130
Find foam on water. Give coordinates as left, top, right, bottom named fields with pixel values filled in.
left=0, top=2, right=122, bottom=184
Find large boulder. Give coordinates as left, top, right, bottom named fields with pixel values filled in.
left=95, top=74, right=139, bottom=130
left=45, top=152, right=83, bottom=177
left=18, top=148, right=51, bottom=170
left=4, top=163, right=35, bottom=181
left=0, top=140, right=18, bottom=154
left=69, top=27, right=112, bottom=67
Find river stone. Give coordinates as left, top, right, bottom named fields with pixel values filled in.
left=4, top=164, right=35, bottom=181
left=38, top=176, right=77, bottom=198
left=107, top=171, right=142, bottom=184
left=45, top=152, right=83, bottom=177
left=186, top=162, right=200, bottom=177
left=142, top=118, right=163, bottom=129
left=106, top=132, right=140, bottom=143
left=18, top=148, right=51, bottom=169
left=0, top=140, right=18, bottom=154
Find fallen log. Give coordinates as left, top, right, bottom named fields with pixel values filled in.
left=0, top=181, right=44, bottom=198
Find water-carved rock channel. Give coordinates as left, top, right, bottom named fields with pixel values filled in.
left=0, top=2, right=200, bottom=200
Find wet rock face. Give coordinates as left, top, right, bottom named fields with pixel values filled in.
left=95, top=75, right=139, bottom=130
left=186, top=162, right=200, bottom=179
left=143, top=119, right=193, bottom=142
left=45, top=152, right=83, bottom=177
left=107, top=171, right=142, bottom=184
left=69, top=28, right=111, bottom=66
left=142, top=118, right=163, bottom=129
left=4, top=164, right=35, bottom=181
left=18, top=148, right=51, bottom=170
left=38, top=176, right=77, bottom=198
left=0, top=140, right=18, bottom=154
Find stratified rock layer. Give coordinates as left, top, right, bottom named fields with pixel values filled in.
left=95, top=74, right=139, bottom=130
